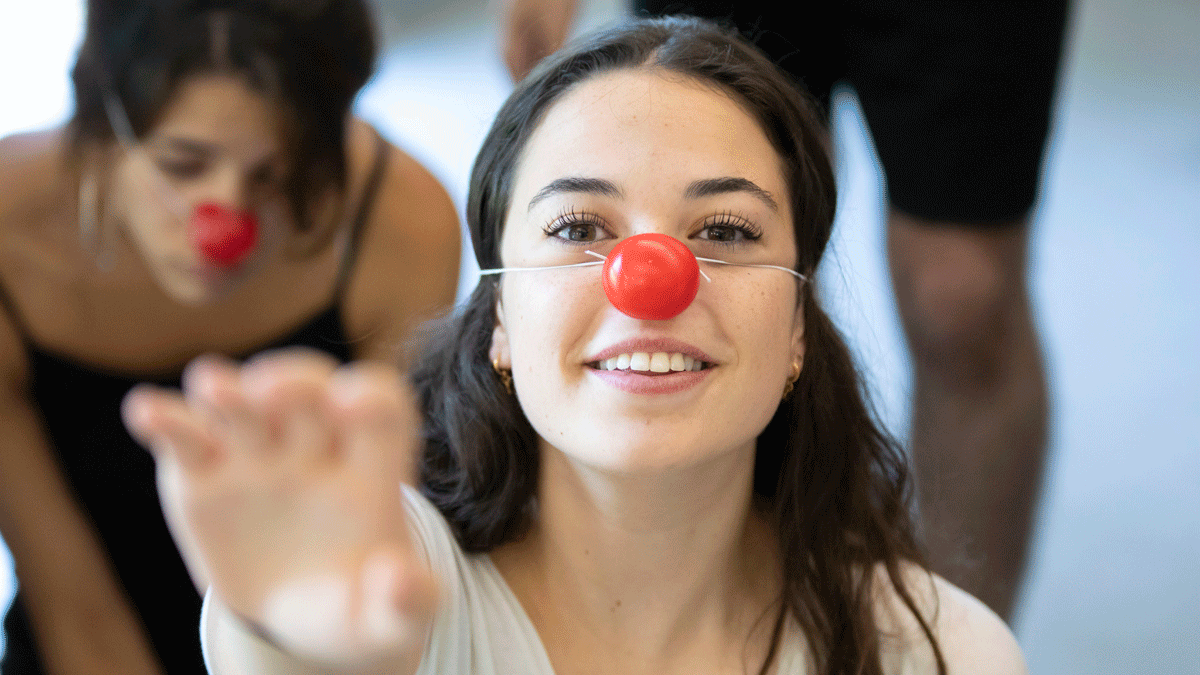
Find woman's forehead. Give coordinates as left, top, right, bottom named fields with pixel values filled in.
left=149, top=75, right=286, bottom=157
left=512, top=69, right=788, bottom=201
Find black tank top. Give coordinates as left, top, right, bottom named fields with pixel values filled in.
left=0, top=131, right=390, bottom=674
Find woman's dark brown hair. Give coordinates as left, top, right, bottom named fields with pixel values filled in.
left=413, top=16, right=945, bottom=675
left=70, top=0, right=376, bottom=235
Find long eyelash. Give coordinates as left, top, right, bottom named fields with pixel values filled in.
left=542, top=207, right=606, bottom=237
left=701, top=211, right=763, bottom=240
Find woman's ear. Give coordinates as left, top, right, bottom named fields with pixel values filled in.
left=489, top=293, right=511, bottom=369
left=791, top=301, right=806, bottom=371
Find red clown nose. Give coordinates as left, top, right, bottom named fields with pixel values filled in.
left=189, top=202, right=259, bottom=266
left=602, top=233, right=700, bottom=320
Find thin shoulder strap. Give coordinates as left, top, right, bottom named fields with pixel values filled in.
left=333, top=126, right=391, bottom=298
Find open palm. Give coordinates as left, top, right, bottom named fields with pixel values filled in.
left=122, top=350, right=437, bottom=669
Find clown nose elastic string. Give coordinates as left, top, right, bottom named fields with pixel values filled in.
left=478, top=232, right=807, bottom=321
left=190, top=202, right=259, bottom=266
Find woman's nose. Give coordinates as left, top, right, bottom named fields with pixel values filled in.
left=602, top=233, right=700, bottom=320
left=183, top=164, right=260, bottom=266
left=189, top=202, right=258, bottom=266
left=207, top=166, right=252, bottom=212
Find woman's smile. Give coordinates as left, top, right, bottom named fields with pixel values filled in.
left=587, top=364, right=712, bottom=395
left=584, top=336, right=715, bottom=394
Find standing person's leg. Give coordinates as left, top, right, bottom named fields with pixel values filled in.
left=849, top=1, right=1070, bottom=620
left=887, top=212, right=1048, bottom=620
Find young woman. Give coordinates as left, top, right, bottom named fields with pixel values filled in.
left=123, top=17, right=1024, bottom=675
left=0, top=1, right=460, bottom=673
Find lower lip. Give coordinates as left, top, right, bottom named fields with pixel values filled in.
left=587, top=366, right=712, bottom=395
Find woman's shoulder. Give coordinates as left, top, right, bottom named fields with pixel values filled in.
left=337, top=119, right=460, bottom=361
left=0, top=126, right=73, bottom=227
left=345, top=118, right=457, bottom=224
left=0, top=127, right=72, bottom=382
left=341, top=117, right=459, bottom=257
left=871, top=561, right=1028, bottom=675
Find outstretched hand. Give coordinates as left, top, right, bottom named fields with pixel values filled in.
left=122, top=350, right=438, bottom=670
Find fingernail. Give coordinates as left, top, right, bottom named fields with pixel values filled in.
left=241, top=370, right=277, bottom=402
left=123, top=391, right=152, bottom=428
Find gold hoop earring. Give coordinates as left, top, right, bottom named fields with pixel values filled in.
left=782, top=360, right=801, bottom=399
left=492, top=358, right=513, bottom=394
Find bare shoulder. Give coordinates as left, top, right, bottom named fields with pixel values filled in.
left=0, top=129, right=68, bottom=388
left=0, top=126, right=62, bottom=170
left=349, top=119, right=457, bottom=237
left=0, top=127, right=72, bottom=225
left=872, top=562, right=1027, bottom=675
left=341, top=119, right=461, bottom=362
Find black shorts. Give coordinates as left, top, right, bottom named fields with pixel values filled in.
left=635, top=1, right=1070, bottom=224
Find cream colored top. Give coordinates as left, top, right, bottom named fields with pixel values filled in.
left=200, top=486, right=812, bottom=674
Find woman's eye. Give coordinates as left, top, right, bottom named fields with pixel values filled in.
left=560, top=223, right=599, bottom=241
left=249, top=165, right=284, bottom=188
left=700, top=224, right=740, bottom=242
left=696, top=220, right=761, bottom=243
left=544, top=213, right=609, bottom=244
left=156, top=158, right=205, bottom=179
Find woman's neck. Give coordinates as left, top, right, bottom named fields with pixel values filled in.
left=493, top=442, right=782, bottom=673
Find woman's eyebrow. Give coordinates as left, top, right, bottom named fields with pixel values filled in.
left=527, top=177, right=623, bottom=211
left=155, top=136, right=283, bottom=168
left=684, top=177, right=778, bottom=212
left=157, top=137, right=219, bottom=155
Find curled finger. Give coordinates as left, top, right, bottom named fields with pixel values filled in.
left=184, top=354, right=274, bottom=457
left=328, top=364, right=419, bottom=472
left=123, top=384, right=220, bottom=472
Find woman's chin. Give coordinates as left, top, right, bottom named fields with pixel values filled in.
left=151, top=257, right=252, bottom=305
left=153, top=268, right=232, bottom=305
left=542, top=429, right=756, bottom=478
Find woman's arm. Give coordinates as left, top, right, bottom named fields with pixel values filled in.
left=122, top=351, right=439, bottom=674
left=499, top=0, right=579, bottom=81
left=340, top=120, right=461, bottom=365
left=0, top=305, right=164, bottom=674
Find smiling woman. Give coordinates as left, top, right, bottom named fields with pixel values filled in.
left=121, top=15, right=1022, bottom=675
left=0, top=1, right=460, bottom=674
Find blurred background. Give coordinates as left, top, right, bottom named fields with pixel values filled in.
left=1, top=0, right=1196, bottom=673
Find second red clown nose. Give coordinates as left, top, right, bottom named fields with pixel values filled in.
left=602, top=233, right=700, bottom=320
left=190, top=202, right=259, bottom=266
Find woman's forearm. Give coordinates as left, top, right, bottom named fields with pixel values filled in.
left=0, top=390, right=164, bottom=675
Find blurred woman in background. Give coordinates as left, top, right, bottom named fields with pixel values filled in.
left=0, top=1, right=460, bottom=672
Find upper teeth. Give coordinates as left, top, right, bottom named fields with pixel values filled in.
left=597, top=352, right=705, bottom=372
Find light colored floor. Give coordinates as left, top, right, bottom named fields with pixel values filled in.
left=2, top=1, right=1198, bottom=673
